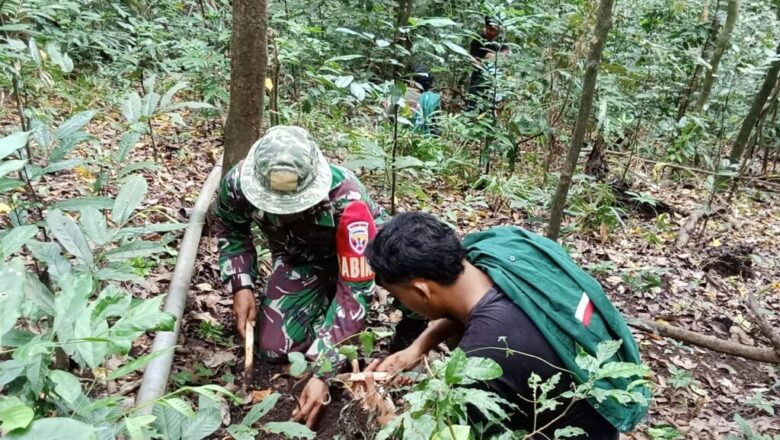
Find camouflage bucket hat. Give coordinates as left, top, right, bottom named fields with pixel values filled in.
left=240, top=126, right=332, bottom=215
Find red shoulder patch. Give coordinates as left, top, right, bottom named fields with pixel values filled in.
left=336, top=201, right=377, bottom=282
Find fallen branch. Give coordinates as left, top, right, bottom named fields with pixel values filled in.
left=627, top=318, right=780, bottom=364
left=746, top=290, right=780, bottom=357
left=676, top=209, right=705, bottom=247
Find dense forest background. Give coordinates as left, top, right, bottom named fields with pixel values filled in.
left=1, top=0, right=779, bottom=439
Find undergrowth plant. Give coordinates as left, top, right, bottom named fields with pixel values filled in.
left=377, top=340, right=650, bottom=440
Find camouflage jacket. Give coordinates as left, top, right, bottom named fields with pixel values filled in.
left=212, top=162, right=388, bottom=370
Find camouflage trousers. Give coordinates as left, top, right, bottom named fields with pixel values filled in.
left=255, top=258, right=372, bottom=360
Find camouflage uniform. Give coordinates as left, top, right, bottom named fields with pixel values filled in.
left=213, top=162, right=388, bottom=373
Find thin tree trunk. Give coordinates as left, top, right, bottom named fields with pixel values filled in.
left=222, top=0, right=268, bottom=176
left=547, top=0, right=615, bottom=240
left=728, top=41, right=780, bottom=163
left=693, top=0, right=738, bottom=112
left=677, top=11, right=719, bottom=120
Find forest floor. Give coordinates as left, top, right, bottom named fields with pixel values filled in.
left=13, top=106, right=780, bottom=439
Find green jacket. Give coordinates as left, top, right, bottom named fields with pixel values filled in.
left=463, top=227, right=650, bottom=432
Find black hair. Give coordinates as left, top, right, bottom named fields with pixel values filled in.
left=412, top=66, right=434, bottom=92
left=366, top=212, right=466, bottom=286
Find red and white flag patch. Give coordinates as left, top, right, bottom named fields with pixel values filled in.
left=575, top=292, right=594, bottom=327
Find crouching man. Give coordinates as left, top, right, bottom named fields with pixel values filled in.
left=365, top=213, right=650, bottom=438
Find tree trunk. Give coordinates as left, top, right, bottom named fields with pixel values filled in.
left=392, top=0, right=414, bottom=79
left=677, top=13, right=719, bottom=120
left=222, top=0, right=268, bottom=176
left=547, top=0, right=615, bottom=240
left=693, top=0, right=738, bottom=112
left=728, top=41, right=780, bottom=163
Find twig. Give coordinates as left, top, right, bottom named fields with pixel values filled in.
left=242, top=321, right=254, bottom=393
left=676, top=208, right=705, bottom=247
left=746, top=290, right=780, bottom=357
left=627, top=318, right=780, bottom=364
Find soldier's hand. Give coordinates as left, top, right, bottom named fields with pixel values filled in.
left=233, top=288, right=256, bottom=339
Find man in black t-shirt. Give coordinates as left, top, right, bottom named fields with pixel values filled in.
left=364, top=213, right=619, bottom=439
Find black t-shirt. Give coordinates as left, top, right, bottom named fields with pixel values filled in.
left=468, top=34, right=506, bottom=61
left=459, top=287, right=618, bottom=439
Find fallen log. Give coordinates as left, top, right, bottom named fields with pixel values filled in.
left=676, top=209, right=705, bottom=247
left=627, top=318, right=780, bottom=364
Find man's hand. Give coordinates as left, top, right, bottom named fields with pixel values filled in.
left=375, top=345, right=424, bottom=386
left=292, top=376, right=329, bottom=429
left=233, top=288, right=256, bottom=339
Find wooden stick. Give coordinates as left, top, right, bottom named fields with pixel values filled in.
left=336, top=372, right=391, bottom=382
left=627, top=318, right=780, bottom=364
left=243, top=321, right=255, bottom=390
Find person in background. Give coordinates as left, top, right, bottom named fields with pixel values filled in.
left=364, top=213, right=650, bottom=439
left=466, top=16, right=509, bottom=112
left=410, top=67, right=442, bottom=136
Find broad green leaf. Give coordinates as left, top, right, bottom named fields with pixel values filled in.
left=105, top=241, right=167, bottom=262
left=115, top=222, right=185, bottom=239
left=432, top=425, right=470, bottom=440
left=393, top=156, right=424, bottom=169
left=0, top=397, right=34, bottom=432
left=74, top=312, right=110, bottom=369
left=53, top=197, right=114, bottom=211
left=53, top=273, right=93, bottom=345
left=359, top=331, right=376, bottom=355
left=116, top=131, right=142, bottom=163
left=125, top=415, right=156, bottom=440
left=44, top=159, right=84, bottom=174
left=0, top=360, right=25, bottom=388
left=414, top=18, right=458, bottom=27
left=0, top=259, right=26, bottom=338
left=596, top=340, right=623, bottom=365
left=46, top=209, right=94, bottom=265
left=26, top=241, right=71, bottom=280
left=350, top=82, right=366, bottom=101
left=554, top=427, right=586, bottom=439
left=0, top=178, right=24, bottom=193
left=463, top=356, right=503, bottom=382
left=107, top=348, right=174, bottom=381
left=180, top=407, right=221, bottom=440
left=324, top=54, right=363, bottom=63
left=54, top=111, right=96, bottom=141
left=162, top=397, right=195, bottom=417
left=24, top=273, right=55, bottom=315
left=288, top=352, right=307, bottom=377
left=110, top=295, right=175, bottom=353
left=118, top=161, right=159, bottom=178
left=160, top=82, right=190, bottom=111
left=594, top=362, right=650, bottom=381
left=445, top=348, right=467, bottom=384
left=375, top=414, right=404, bottom=440
left=95, top=266, right=145, bottom=283
left=0, top=225, right=38, bottom=257
left=227, top=424, right=258, bottom=440
left=112, top=175, right=148, bottom=224
left=90, top=285, right=132, bottom=321
left=5, top=417, right=96, bottom=440
left=122, top=92, right=143, bottom=123
left=263, top=421, right=315, bottom=439
left=0, top=132, right=29, bottom=160
left=334, top=75, right=354, bottom=88
left=50, top=370, right=83, bottom=406
left=142, top=91, right=161, bottom=118
left=454, top=387, right=511, bottom=422
left=45, top=42, right=74, bottom=73
left=241, top=393, right=280, bottom=426
left=153, top=404, right=184, bottom=440
left=80, top=207, right=110, bottom=245
left=0, top=159, right=27, bottom=178
left=164, top=101, right=214, bottom=112
left=402, top=413, right=436, bottom=439
left=442, top=41, right=471, bottom=57
left=338, top=345, right=358, bottom=362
